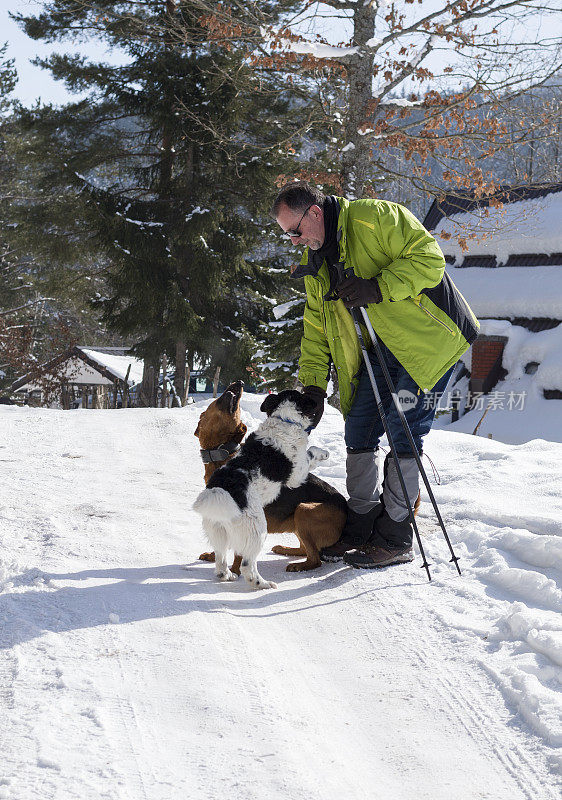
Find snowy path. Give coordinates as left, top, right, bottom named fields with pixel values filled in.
left=0, top=401, right=560, bottom=799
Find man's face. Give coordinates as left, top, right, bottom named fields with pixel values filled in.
left=275, top=202, right=325, bottom=251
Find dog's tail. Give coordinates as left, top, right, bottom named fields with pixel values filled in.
left=192, top=487, right=243, bottom=523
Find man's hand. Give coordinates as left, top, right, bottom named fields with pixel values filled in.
left=302, top=385, right=326, bottom=429
left=336, top=275, right=382, bottom=308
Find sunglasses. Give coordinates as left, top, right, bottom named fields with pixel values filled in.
left=283, top=204, right=313, bottom=239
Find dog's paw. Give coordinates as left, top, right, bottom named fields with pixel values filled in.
left=286, top=560, right=319, bottom=572
left=199, top=551, right=215, bottom=562
left=250, top=576, right=277, bottom=590
left=307, top=446, right=329, bottom=462
left=216, top=569, right=238, bottom=582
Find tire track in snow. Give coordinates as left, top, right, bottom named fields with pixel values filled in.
left=206, top=601, right=385, bottom=800
left=196, top=607, right=275, bottom=800
left=416, top=618, right=554, bottom=800
left=83, top=621, right=194, bottom=800
left=0, top=650, right=22, bottom=797
left=361, top=564, right=560, bottom=799
left=102, top=629, right=155, bottom=800
left=342, top=569, right=557, bottom=800
left=196, top=566, right=519, bottom=800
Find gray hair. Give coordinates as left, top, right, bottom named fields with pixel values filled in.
left=271, top=181, right=326, bottom=217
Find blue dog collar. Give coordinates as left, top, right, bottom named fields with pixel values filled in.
left=277, top=416, right=312, bottom=434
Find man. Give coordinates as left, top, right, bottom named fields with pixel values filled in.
left=273, top=182, right=479, bottom=569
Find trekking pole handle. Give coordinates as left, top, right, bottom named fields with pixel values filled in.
left=340, top=265, right=364, bottom=324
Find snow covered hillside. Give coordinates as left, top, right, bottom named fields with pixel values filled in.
left=1, top=398, right=561, bottom=800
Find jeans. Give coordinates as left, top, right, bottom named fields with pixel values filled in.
left=345, top=340, right=455, bottom=455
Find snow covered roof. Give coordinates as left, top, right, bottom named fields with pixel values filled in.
left=423, top=183, right=562, bottom=270
left=11, top=346, right=144, bottom=392
left=78, top=348, right=144, bottom=384
left=421, top=185, right=562, bottom=322
left=433, top=190, right=562, bottom=265
left=424, top=182, right=562, bottom=232
left=448, top=265, right=562, bottom=320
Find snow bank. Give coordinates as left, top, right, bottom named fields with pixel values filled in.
left=476, top=319, right=562, bottom=391
left=417, top=430, right=562, bottom=760
left=442, top=376, right=562, bottom=443
left=436, top=319, right=562, bottom=444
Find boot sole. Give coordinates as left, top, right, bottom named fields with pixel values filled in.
left=344, top=553, right=414, bottom=569
left=320, top=545, right=366, bottom=563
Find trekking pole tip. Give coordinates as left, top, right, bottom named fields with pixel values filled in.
left=449, top=555, right=462, bottom=576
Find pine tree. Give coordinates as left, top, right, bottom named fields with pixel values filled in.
left=0, top=42, right=19, bottom=317
left=13, top=0, right=302, bottom=398
left=257, top=291, right=306, bottom=391
left=0, top=43, right=45, bottom=393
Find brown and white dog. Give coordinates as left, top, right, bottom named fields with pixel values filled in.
left=194, top=381, right=347, bottom=574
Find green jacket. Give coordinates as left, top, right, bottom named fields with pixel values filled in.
left=296, top=197, right=479, bottom=418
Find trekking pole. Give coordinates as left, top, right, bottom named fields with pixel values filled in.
left=356, top=305, right=461, bottom=576
left=344, top=302, right=433, bottom=581
left=334, top=263, right=462, bottom=579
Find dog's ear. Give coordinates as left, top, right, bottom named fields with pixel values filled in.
left=260, top=393, right=280, bottom=415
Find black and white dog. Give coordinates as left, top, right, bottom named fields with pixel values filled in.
left=192, top=390, right=329, bottom=589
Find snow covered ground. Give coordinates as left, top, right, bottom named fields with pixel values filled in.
left=1, top=396, right=561, bottom=800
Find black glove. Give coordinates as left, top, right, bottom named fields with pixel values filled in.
left=336, top=275, right=382, bottom=308
left=302, top=385, right=326, bottom=429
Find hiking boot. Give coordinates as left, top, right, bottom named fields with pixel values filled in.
left=320, top=504, right=383, bottom=563
left=343, top=544, right=414, bottom=569
left=369, top=510, right=413, bottom=550
left=319, top=538, right=358, bottom=562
